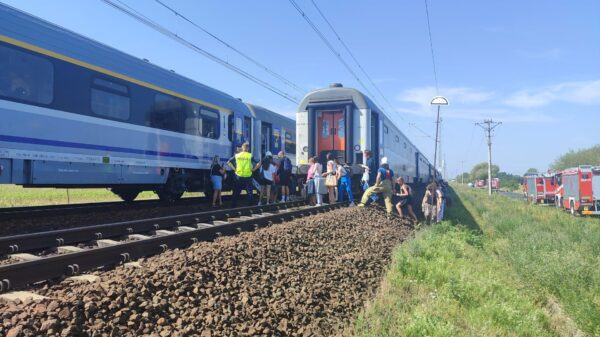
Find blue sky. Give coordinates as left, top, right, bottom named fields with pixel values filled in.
left=3, top=0, right=599, bottom=176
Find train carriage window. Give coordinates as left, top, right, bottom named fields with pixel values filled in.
left=151, top=94, right=182, bottom=132
left=200, top=108, right=219, bottom=139
left=0, top=45, right=53, bottom=105
left=285, top=132, right=296, bottom=154
left=228, top=114, right=233, bottom=141
left=91, top=78, right=130, bottom=120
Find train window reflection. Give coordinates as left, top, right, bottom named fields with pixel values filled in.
left=0, top=45, right=53, bottom=105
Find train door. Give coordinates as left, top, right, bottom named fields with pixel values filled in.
left=316, top=110, right=346, bottom=163
left=370, top=111, right=379, bottom=165
left=261, top=122, right=272, bottom=156
left=230, top=112, right=252, bottom=153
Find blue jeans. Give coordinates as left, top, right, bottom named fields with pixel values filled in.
left=337, top=175, right=354, bottom=202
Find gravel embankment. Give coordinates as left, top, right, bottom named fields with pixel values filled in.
left=0, top=206, right=413, bottom=337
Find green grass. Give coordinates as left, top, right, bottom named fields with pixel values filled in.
left=354, top=185, right=600, bottom=337
left=0, top=185, right=205, bottom=207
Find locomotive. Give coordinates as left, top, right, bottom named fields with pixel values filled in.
left=0, top=3, right=295, bottom=202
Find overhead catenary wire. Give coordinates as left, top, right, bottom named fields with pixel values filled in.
left=102, top=0, right=300, bottom=104
left=287, top=0, right=385, bottom=112
left=305, top=0, right=435, bottom=141
left=153, top=0, right=305, bottom=94
left=423, top=0, right=439, bottom=93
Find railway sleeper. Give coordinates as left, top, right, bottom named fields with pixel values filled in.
left=0, top=202, right=346, bottom=292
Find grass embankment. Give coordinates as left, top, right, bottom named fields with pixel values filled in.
left=0, top=185, right=204, bottom=207
left=354, top=185, right=600, bottom=337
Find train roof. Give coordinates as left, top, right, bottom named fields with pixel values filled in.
left=298, top=84, right=382, bottom=114
left=0, top=3, right=251, bottom=115
left=245, top=103, right=295, bottom=131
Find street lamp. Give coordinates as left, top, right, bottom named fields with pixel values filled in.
left=430, top=96, right=448, bottom=178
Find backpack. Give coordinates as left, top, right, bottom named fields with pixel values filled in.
left=283, top=157, right=292, bottom=172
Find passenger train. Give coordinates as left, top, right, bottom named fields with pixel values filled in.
left=0, top=4, right=295, bottom=202
left=296, top=83, right=437, bottom=187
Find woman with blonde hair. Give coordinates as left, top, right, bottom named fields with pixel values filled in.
left=322, top=152, right=337, bottom=203
left=210, top=155, right=225, bottom=207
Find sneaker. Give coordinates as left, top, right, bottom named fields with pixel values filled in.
left=315, top=203, right=322, bottom=207
left=257, top=201, right=262, bottom=206
left=349, top=202, right=356, bottom=207
left=357, top=203, right=365, bottom=207
left=281, top=198, right=286, bottom=203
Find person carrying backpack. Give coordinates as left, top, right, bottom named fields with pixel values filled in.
left=277, top=151, right=293, bottom=202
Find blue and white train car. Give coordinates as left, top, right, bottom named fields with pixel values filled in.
left=0, top=4, right=294, bottom=201
left=246, top=103, right=296, bottom=165
left=296, top=83, right=435, bottom=186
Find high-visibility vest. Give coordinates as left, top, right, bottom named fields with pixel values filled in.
left=234, top=151, right=252, bottom=177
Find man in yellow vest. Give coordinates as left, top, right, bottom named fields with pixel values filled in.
left=227, top=142, right=254, bottom=207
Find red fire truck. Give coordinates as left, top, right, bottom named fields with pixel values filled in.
left=560, top=165, right=600, bottom=216
left=525, top=173, right=558, bottom=204
left=488, top=178, right=501, bottom=191
left=475, top=180, right=486, bottom=188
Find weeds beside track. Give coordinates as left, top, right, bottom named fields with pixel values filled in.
left=354, top=185, right=600, bottom=337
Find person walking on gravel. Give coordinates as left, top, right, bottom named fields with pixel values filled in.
left=395, top=177, right=417, bottom=221
left=336, top=158, right=355, bottom=206
left=422, top=182, right=438, bottom=224
left=322, top=152, right=338, bottom=204
left=254, top=151, right=275, bottom=205
left=358, top=157, right=394, bottom=215
left=277, top=151, right=293, bottom=202
left=210, top=155, right=226, bottom=207
left=359, top=149, right=376, bottom=192
left=227, top=142, right=254, bottom=208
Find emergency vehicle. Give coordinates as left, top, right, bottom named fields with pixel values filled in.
left=475, top=180, right=486, bottom=188
left=560, top=165, right=600, bottom=216
left=488, top=178, right=500, bottom=191
left=525, top=173, right=558, bottom=204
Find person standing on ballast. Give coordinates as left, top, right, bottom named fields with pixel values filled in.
left=227, top=142, right=254, bottom=207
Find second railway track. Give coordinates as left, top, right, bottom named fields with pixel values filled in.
left=0, top=200, right=346, bottom=292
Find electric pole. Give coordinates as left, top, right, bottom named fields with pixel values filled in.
left=461, top=160, right=465, bottom=184
left=476, top=119, right=502, bottom=195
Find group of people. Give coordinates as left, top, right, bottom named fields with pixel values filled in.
left=208, top=142, right=294, bottom=208
left=209, top=143, right=447, bottom=224
left=304, top=152, right=355, bottom=206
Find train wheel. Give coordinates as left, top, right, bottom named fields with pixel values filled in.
left=156, top=190, right=184, bottom=203
left=111, top=188, right=140, bottom=203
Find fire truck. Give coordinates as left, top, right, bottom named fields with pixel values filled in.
left=525, top=173, right=558, bottom=204
left=488, top=178, right=501, bottom=191
left=560, top=165, right=600, bottom=216
left=475, top=180, right=486, bottom=188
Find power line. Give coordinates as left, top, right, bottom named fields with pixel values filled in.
left=102, top=0, right=300, bottom=103
left=476, top=119, right=502, bottom=195
left=423, top=0, right=439, bottom=93
left=287, top=0, right=384, bottom=111
left=153, top=0, right=305, bottom=94
left=309, top=0, right=396, bottom=112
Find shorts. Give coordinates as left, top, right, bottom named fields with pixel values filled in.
left=210, top=175, right=222, bottom=190
left=278, top=172, right=291, bottom=186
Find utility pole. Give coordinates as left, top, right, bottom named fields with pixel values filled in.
left=476, top=119, right=502, bottom=195
left=430, top=96, right=448, bottom=178
left=461, top=160, right=464, bottom=184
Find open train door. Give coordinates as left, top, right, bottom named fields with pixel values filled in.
left=316, top=110, right=346, bottom=163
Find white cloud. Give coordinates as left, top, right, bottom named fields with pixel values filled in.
left=398, top=86, right=495, bottom=109
left=504, top=80, right=600, bottom=108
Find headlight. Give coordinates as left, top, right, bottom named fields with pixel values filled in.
left=354, top=144, right=361, bottom=151
left=302, top=146, right=309, bottom=152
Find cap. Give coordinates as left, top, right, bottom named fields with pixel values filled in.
left=381, top=157, right=388, bottom=165
left=265, top=151, right=272, bottom=157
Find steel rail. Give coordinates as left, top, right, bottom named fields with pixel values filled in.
left=0, top=200, right=306, bottom=255
left=0, top=202, right=346, bottom=292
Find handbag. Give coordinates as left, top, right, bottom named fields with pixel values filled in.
left=325, top=173, right=337, bottom=187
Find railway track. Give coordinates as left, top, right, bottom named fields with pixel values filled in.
left=0, top=200, right=346, bottom=292
left=0, top=196, right=213, bottom=221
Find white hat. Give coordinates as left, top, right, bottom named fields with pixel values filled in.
left=381, top=157, right=388, bottom=165
left=265, top=151, right=272, bottom=157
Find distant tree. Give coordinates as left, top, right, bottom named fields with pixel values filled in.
left=497, top=171, right=523, bottom=191
left=525, top=168, right=539, bottom=174
left=470, top=162, right=500, bottom=181
left=455, top=172, right=470, bottom=183
left=551, top=145, right=600, bottom=170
